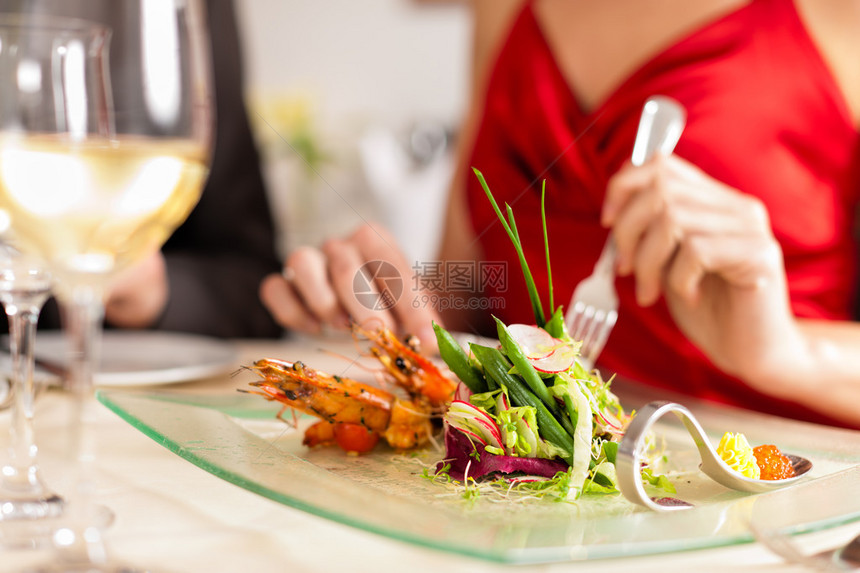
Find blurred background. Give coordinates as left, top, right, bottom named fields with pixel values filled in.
left=236, top=0, right=471, bottom=263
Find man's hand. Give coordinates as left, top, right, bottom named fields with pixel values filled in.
left=105, top=251, right=168, bottom=329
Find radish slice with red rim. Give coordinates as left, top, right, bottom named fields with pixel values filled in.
left=530, top=345, right=577, bottom=373
left=506, top=324, right=559, bottom=359
left=445, top=400, right=504, bottom=450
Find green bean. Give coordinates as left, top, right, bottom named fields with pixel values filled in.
left=469, top=344, right=574, bottom=457
left=544, top=306, right=566, bottom=339
left=432, top=322, right=487, bottom=393
left=602, top=441, right=619, bottom=464
left=494, top=317, right=575, bottom=437
left=495, top=318, right=554, bottom=404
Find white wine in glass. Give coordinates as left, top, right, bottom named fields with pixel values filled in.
left=0, top=3, right=213, bottom=570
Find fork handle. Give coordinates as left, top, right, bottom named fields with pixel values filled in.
left=594, top=97, right=685, bottom=275
left=592, top=235, right=617, bottom=276
left=631, top=96, right=686, bottom=167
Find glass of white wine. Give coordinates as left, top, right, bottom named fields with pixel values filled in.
left=0, top=3, right=213, bottom=571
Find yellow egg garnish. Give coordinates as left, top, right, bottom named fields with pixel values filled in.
left=716, top=432, right=761, bottom=479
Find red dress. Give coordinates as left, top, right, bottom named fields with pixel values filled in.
left=466, top=0, right=860, bottom=427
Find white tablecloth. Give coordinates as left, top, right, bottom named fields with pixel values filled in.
left=2, top=336, right=858, bottom=572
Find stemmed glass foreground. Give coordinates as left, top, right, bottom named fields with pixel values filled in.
left=0, top=4, right=213, bottom=571
left=0, top=246, right=62, bottom=545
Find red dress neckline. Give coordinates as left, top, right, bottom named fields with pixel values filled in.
left=525, top=0, right=855, bottom=131
left=527, top=1, right=756, bottom=120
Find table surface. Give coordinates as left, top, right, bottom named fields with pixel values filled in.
left=2, top=333, right=859, bottom=573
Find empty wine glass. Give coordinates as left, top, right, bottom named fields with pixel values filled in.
left=0, top=3, right=213, bottom=570
left=0, top=244, right=62, bottom=547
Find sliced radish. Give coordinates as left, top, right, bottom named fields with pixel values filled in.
left=447, top=424, right=487, bottom=447
left=530, top=345, right=576, bottom=373
left=454, top=381, right=473, bottom=402
left=445, top=400, right=504, bottom=450
left=495, top=391, right=510, bottom=413
left=596, top=410, right=621, bottom=431
left=506, top=324, right=559, bottom=359
left=474, top=418, right=504, bottom=446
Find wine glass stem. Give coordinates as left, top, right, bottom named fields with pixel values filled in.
left=58, top=285, right=110, bottom=564
left=3, top=291, right=48, bottom=490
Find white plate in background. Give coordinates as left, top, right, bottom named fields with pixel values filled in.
left=33, top=331, right=240, bottom=386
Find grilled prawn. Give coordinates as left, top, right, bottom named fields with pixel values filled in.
left=244, top=358, right=433, bottom=451
left=352, top=322, right=456, bottom=410
left=244, top=323, right=457, bottom=453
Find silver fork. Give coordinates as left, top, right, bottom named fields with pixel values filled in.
left=565, top=96, right=686, bottom=367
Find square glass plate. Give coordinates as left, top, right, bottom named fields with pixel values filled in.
left=96, top=385, right=860, bottom=564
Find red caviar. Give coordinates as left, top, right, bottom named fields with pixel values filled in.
left=753, top=444, right=795, bottom=480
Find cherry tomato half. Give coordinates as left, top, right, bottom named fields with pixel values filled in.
left=333, top=423, right=380, bottom=454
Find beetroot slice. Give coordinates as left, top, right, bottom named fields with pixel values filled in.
left=436, top=427, right=569, bottom=481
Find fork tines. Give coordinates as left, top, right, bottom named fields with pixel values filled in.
left=568, top=304, right=617, bottom=367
